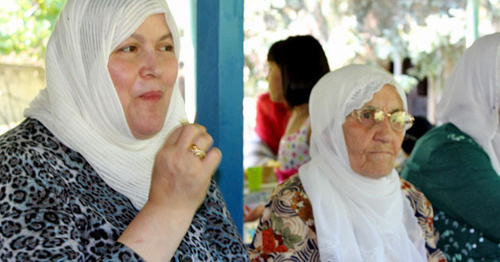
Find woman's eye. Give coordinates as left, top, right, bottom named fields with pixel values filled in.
left=160, top=44, right=174, bottom=52
left=361, top=111, right=372, bottom=119
left=120, top=46, right=136, bottom=52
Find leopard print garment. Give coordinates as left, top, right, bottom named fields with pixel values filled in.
left=0, top=118, right=249, bottom=261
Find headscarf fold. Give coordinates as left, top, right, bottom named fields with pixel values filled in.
left=299, top=65, right=426, bottom=261
left=436, top=32, right=500, bottom=175
left=24, top=0, right=186, bottom=209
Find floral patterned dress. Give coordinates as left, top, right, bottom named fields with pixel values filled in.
left=248, top=174, right=446, bottom=262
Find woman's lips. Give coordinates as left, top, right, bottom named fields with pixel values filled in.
left=368, top=150, right=393, bottom=156
left=139, top=90, right=163, bottom=101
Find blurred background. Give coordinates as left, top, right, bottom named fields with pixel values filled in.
left=0, top=0, right=498, bottom=138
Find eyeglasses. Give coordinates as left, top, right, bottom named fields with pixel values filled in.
left=353, top=107, right=414, bottom=132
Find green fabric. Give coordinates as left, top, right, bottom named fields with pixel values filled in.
left=401, top=123, right=500, bottom=260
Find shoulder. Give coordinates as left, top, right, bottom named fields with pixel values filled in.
left=414, top=123, right=484, bottom=157
left=269, top=174, right=313, bottom=224
left=0, top=120, right=84, bottom=259
left=404, top=123, right=490, bottom=175
left=248, top=175, right=319, bottom=260
left=257, top=93, right=289, bottom=114
left=257, top=93, right=271, bottom=103
left=1, top=118, right=47, bottom=153
left=400, top=178, right=435, bottom=234
left=1, top=119, right=61, bottom=188
left=261, top=174, right=316, bottom=241
left=1, top=120, right=147, bottom=261
left=400, top=179, right=447, bottom=261
left=0, top=118, right=89, bottom=179
left=402, top=122, right=497, bottom=193
left=256, top=93, right=272, bottom=110
left=400, top=178, right=432, bottom=217
left=0, top=118, right=93, bottom=216
left=0, top=118, right=71, bottom=162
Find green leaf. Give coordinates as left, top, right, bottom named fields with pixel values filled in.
left=282, top=227, right=291, bottom=238
left=0, top=0, right=66, bottom=59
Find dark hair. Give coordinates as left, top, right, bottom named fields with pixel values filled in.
left=267, top=35, right=330, bottom=107
left=402, top=116, right=434, bottom=155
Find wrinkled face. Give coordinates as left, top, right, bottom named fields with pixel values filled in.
left=342, top=85, right=405, bottom=179
left=267, top=61, right=285, bottom=103
left=108, top=14, right=178, bottom=139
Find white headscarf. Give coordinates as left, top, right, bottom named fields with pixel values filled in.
left=24, top=0, right=186, bottom=209
left=436, top=32, right=500, bottom=175
left=299, top=65, right=426, bottom=262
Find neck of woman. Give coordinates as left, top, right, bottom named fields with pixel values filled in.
left=284, top=103, right=309, bottom=136
left=291, top=103, right=309, bottom=117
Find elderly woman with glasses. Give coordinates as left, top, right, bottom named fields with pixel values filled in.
left=248, top=65, right=446, bottom=262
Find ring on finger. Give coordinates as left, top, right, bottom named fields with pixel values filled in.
left=188, top=144, right=206, bottom=159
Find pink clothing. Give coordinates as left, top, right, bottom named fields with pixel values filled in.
left=254, top=93, right=290, bottom=155
left=275, top=118, right=310, bottom=183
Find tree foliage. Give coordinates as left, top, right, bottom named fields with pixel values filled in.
left=244, top=0, right=498, bottom=98
left=0, top=0, right=66, bottom=60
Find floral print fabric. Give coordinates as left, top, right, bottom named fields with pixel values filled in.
left=248, top=174, right=446, bottom=262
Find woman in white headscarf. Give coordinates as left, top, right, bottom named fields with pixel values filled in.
left=249, top=64, right=446, bottom=261
left=402, top=33, right=500, bottom=260
left=0, top=0, right=248, bottom=261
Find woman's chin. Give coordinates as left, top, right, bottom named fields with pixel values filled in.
left=131, top=122, right=165, bottom=140
left=356, top=165, right=394, bottom=179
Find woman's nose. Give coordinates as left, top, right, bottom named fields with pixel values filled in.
left=139, top=50, right=161, bottom=77
left=374, top=117, right=394, bottom=142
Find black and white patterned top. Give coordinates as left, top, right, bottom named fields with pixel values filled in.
left=0, top=118, right=249, bottom=261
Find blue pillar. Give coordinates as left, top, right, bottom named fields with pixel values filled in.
left=195, top=0, right=244, bottom=234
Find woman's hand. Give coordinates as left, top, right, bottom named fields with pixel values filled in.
left=118, top=124, right=221, bottom=262
left=244, top=204, right=265, bottom=222
left=149, top=123, right=221, bottom=212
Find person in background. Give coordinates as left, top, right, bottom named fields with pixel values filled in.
left=243, top=92, right=290, bottom=223
left=395, top=116, right=434, bottom=173
left=0, top=1, right=248, bottom=261
left=269, top=35, right=330, bottom=184
left=249, top=65, right=446, bottom=261
left=402, top=116, right=434, bottom=155
left=401, top=32, right=500, bottom=261
left=244, top=92, right=290, bottom=168
left=243, top=35, right=329, bottom=223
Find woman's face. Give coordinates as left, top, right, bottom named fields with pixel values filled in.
left=108, top=14, right=178, bottom=139
left=342, top=85, right=405, bottom=179
left=267, top=61, right=285, bottom=103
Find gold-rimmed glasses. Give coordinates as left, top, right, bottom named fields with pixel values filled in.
left=353, top=107, right=414, bottom=132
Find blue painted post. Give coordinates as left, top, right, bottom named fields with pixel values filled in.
left=195, top=0, right=244, bottom=234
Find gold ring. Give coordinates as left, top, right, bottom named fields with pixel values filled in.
left=188, top=144, right=206, bottom=159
